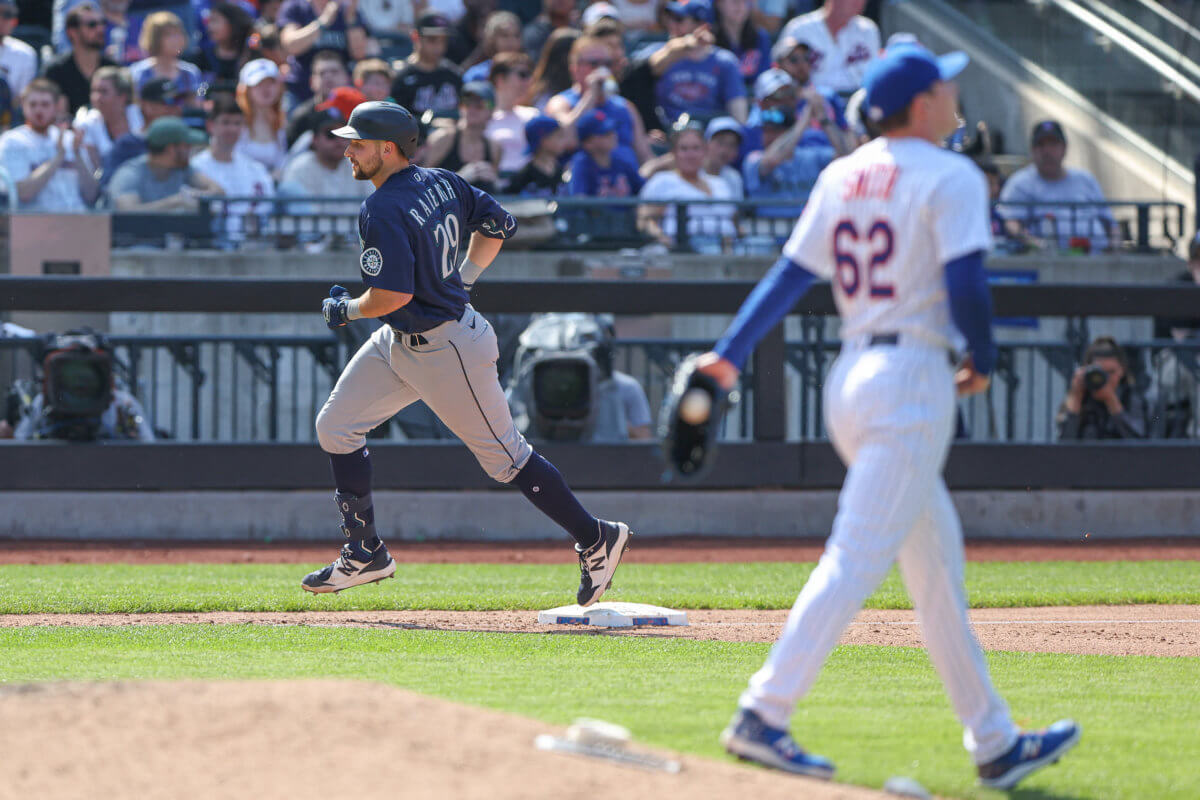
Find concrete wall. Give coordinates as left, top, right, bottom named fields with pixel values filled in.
left=7, top=489, right=1197, bottom=541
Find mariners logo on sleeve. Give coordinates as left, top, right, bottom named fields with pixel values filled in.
left=480, top=213, right=517, bottom=239
left=360, top=247, right=384, bottom=276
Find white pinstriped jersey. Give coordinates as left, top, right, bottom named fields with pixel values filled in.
left=782, top=136, right=991, bottom=351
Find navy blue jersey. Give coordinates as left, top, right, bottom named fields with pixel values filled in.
left=357, top=166, right=517, bottom=333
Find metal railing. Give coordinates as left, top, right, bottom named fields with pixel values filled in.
left=5, top=331, right=1196, bottom=444
left=100, top=196, right=1187, bottom=255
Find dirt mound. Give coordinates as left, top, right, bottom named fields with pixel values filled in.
left=0, top=681, right=894, bottom=800
left=3, top=605, right=1196, bottom=657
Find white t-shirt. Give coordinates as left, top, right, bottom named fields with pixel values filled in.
left=996, top=164, right=1113, bottom=251
left=0, top=36, right=36, bottom=100
left=235, top=127, right=289, bottom=176
left=279, top=150, right=372, bottom=213
left=780, top=12, right=881, bottom=94
left=640, top=170, right=738, bottom=240
left=0, top=125, right=88, bottom=212
left=193, top=149, right=276, bottom=239
left=486, top=106, right=539, bottom=174
left=782, top=136, right=991, bottom=351
left=708, top=164, right=744, bottom=199
left=73, top=105, right=146, bottom=159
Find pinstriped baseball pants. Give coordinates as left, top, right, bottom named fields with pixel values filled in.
left=739, top=342, right=1020, bottom=764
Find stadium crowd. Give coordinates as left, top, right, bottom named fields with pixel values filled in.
left=0, top=0, right=1122, bottom=253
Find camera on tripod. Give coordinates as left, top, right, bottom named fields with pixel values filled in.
left=38, top=329, right=115, bottom=441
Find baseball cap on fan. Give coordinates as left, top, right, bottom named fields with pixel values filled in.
left=317, top=86, right=367, bottom=121
left=416, top=11, right=451, bottom=34
left=754, top=68, right=795, bottom=102
left=664, top=0, right=712, bottom=22
left=861, top=44, right=968, bottom=122
left=239, top=58, right=281, bottom=88
left=582, top=2, right=620, bottom=27
left=1031, top=119, right=1067, bottom=145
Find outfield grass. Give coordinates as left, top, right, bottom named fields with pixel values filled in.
left=1, top=624, right=1196, bottom=800
left=0, top=560, right=1196, bottom=613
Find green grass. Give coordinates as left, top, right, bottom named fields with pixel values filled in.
left=0, top=560, right=1196, bottom=613
left=2, top=624, right=1196, bottom=800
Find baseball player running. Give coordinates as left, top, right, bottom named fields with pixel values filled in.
left=300, top=101, right=631, bottom=604
left=696, top=46, right=1080, bottom=790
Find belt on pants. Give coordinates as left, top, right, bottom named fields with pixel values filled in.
left=394, top=310, right=468, bottom=348
left=867, top=332, right=959, bottom=366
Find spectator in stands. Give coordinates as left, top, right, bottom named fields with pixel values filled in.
left=285, top=84, right=363, bottom=161
left=192, top=100, right=273, bottom=203
left=564, top=108, right=643, bottom=198
left=545, top=35, right=652, bottom=162
left=506, top=113, right=565, bottom=195
left=284, top=49, right=350, bottom=146
left=638, top=120, right=737, bottom=253
left=486, top=53, right=538, bottom=177
left=581, top=3, right=621, bottom=30
left=997, top=120, right=1117, bottom=253
left=248, top=23, right=288, bottom=68
left=128, top=12, right=203, bottom=109
left=780, top=0, right=880, bottom=95
left=0, top=0, right=37, bottom=128
left=753, top=0, right=788, bottom=35
left=646, top=0, right=748, bottom=127
left=768, top=36, right=853, bottom=154
left=236, top=57, right=288, bottom=174
left=42, top=2, right=119, bottom=116
left=391, top=13, right=463, bottom=119
left=53, top=0, right=146, bottom=63
left=74, top=66, right=140, bottom=165
left=421, top=80, right=502, bottom=193
left=525, top=27, right=576, bottom=109
left=741, top=100, right=835, bottom=217
left=278, top=0, right=361, bottom=106
left=279, top=114, right=371, bottom=207
left=106, top=115, right=222, bottom=211
left=1057, top=336, right=1147, bottom=440
left=462, top=11, right=523, bottom=83
left=285, top=49, right=350, bottom=146
left=193, top=1, right=255, bottom=84
left=446, top=0, right=498, bottom=66
left=713, top=0, right=772, bottom=84
left=522, top=0, right=575, bottom=65
left=0, top=79, right=100, bottom=211
left=1147, top=242, right=1200, bottom=437
left=353, top=58, right=393, bottom=102
left=101, top=76, right=181, bottom=186
left=703, top=115, right=744, bottom=197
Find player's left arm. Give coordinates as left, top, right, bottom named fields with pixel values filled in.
left=451, top=174, right=519, bottom=289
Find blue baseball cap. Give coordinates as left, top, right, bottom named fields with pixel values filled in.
left=664, top=0, right=712, bottom=23
left=576, top=109, right=617, bottom=141
left=525, top=114, right=561, bottom=153
left=862, top=44, right=968, bottom=122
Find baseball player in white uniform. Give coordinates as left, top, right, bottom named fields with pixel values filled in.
left=697, top=45, right=1081, bottom=790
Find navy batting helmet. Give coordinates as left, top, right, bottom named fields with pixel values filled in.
left=332, top=101, right=420, bottom=159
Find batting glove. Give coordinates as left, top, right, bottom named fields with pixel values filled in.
left=323, top=285, right=352, bottom=329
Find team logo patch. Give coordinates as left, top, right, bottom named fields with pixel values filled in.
left=360, top=247, right=383, bottom=275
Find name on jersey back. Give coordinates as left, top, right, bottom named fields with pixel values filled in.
left=407, top=175, right=458, bottom=226
left=841, top=164, right=899, bottom=201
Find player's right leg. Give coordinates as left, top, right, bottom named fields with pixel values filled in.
left=303, top=329, right=419, bottom=594
left=899, top=483, right=1080, bottom=789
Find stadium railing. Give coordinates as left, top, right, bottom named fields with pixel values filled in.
left=99, top=196, right=1187, bottom=255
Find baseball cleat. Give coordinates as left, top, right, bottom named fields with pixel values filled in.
left=720, top=708, right=835, bottom=780
left=301, top=541, right=396, bottom=593
left=575, top=521, right=632, bottom=607
left=977, top=719, right=1081, bottom=790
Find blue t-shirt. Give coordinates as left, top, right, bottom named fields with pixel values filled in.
left=358, top=166, right=518, bottom=333
left=741, top=142, right=835, bottom=218
left=278, top=0, right=352, bottom=100
left=741, top=90, right=847, bottom=157
left=552, top=89, right=637, bottom=161
left=564, top=149, right=644, bottom=198
left=726, top=27, right=774, bottom=84
left=652, top=46, right=745, bottom=126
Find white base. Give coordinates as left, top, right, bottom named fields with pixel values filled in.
left=537, top=602, right=688, bottom=628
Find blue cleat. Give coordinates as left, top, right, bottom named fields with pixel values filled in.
left=978, top=720, right=1081, bottom=790
left=719, top=708, right=835, bottom=779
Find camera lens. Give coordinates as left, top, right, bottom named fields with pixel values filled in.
left=1083, top=365, right=1108, bottom=391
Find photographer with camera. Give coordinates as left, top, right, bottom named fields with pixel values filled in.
left=10, top=330, right=156, bottom=443
left=1056, top=336, right=1146, bottom=440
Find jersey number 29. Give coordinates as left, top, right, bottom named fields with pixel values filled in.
left=434, top=213, right=461, bottom=280
left=833, top=219, right=895, bottom=299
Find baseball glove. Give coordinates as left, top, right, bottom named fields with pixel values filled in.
left=659, top=354, right=734, bottom=481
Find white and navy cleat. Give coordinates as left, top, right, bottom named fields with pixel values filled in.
left=720, top=708, right=835, bottom=780
left=301, top=542, right=396, bottom=594
left=977, top=719, right=1081, bottom=790
left=575, top=521, right=632, bottom=607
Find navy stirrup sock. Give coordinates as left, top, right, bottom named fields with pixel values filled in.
left=329, top=446, right=380, bottom=552
left=513, top=453, right=601, bottom=549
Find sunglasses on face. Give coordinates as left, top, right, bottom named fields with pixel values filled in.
left=76, top=19, right=104, bottom=28
left=512, top=70, right=532, bottom=79
left=784, top=51, right=807, bottom=64
left=579, top=58, right=613, bottom=68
